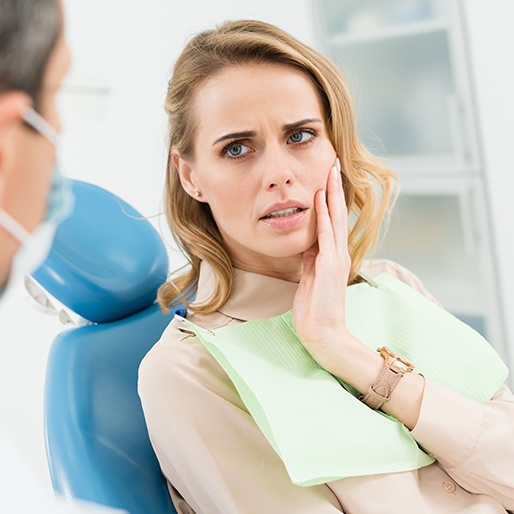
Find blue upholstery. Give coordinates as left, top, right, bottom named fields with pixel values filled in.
left=35, top=180, right=179, bottom=514
left=33, top=180, right=169, bottom=323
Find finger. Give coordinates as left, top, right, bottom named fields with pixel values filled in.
left=326, top=158, right=348, bottom=256
left=314, top=188, right=336, bottom=258
left=301, top=241, right=318, bottom=279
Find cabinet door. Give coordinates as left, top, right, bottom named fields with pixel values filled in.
left=312, top=0, right=507, bottom=363
left=315, top=0, right=474, bottom=171
left=375, top=181, right=497, bottom=339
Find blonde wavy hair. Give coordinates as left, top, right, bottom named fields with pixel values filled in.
left=158, top=19, right=397, bottom=314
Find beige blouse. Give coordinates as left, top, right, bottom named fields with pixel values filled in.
left=138, top=260, right=514, bottom=513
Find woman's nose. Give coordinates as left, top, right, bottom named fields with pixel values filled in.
left=264, top=153, right=295, bottom=190
left=267, top=176, right=293, bottom=190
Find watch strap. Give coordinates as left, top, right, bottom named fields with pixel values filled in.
left=360, top=362, right=404, bottom=410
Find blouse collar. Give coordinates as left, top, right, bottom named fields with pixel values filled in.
left=195, top=261, right=299, bottom=322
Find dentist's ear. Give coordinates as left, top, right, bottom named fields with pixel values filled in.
left=0, top=92, right=31, bottom=138
left=172, top=152, right=206, bottom=202
left=0, top=92, right=32, bottom=202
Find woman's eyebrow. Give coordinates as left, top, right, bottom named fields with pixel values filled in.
left=282, top=118, right=322, bottom=131
left=212, top=118, right=322, bottom=146
left=213, top=130, right=256, bottom=146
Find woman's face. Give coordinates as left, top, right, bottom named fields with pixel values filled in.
left=176, top=62, right=337, bottom=280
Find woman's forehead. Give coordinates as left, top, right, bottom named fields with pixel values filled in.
left=192, top=62, right=325, bottom=137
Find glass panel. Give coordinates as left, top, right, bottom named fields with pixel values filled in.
left=330, top=30, right=455, bottom=160
left=376, top=193, right=487, bottom=336
left=320, top=0, right=439, bottom=37
left=315, top=0, right=465, bottom=167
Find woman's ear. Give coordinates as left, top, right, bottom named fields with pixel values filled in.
left=172, top=152, right=206, bottom=202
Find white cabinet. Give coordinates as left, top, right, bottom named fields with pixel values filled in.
left=312, top=0, right=508, bottom=364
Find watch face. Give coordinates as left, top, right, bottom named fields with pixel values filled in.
left=377, top=347, right=414, bottom=373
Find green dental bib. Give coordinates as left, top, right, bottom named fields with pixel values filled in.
left=180, top=273, right=508, bottom=486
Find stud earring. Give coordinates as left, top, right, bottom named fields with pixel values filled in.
left=194, top=191, right=201, bottom=198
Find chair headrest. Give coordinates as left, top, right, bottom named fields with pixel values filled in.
left=32, top=180, right=169, bottom=323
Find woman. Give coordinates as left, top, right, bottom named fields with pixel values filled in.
left=139, top=20, right=514, bottom=513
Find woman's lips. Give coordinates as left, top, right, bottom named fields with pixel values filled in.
left=262, top=207, right=304, bottom=219
left=259, top=207, right=308, bottom=229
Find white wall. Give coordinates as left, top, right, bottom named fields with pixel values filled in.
left=0, top=0, right=316, bottom=489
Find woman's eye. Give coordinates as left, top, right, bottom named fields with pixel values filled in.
left=288, top=129, right=315, bottom=144
left=224, top=142, right=251, bottom=158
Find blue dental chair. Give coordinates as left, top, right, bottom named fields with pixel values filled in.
left=31, top=180, right=179, bottom=514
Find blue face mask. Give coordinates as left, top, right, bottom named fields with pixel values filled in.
left=0, top=107, right=74, bottom=297
left=45, top=161, right=74, bottom=224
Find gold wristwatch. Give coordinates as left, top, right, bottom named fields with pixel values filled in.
left=359, top=347, right=414, bottom=410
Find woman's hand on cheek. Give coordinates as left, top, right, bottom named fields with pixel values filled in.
left=292, top=158, right=356, bottom=374
left=292, top=161, right=424, bottom=424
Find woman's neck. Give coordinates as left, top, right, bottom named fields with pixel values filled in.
left=231, top=256, right=303, bottom=283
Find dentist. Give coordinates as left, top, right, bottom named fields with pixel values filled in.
left=0, top=0, right=72, bottom=296
left=0, top=1, right=122, bottom=512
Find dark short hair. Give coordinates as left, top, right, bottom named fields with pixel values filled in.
left=0, top=0, right=61, bottom=107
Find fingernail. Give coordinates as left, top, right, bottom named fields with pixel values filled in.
left=335, top=157, right=341, bottom=173
left=332, top=163, right=339, bottom=181
left=320, top=190, right=326, bottom=202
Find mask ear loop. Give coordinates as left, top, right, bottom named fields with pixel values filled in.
left=0, top=210, right=31, bottom=244
left=21, top=107, right=58, bottom=147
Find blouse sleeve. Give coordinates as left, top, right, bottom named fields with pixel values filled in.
left=138, top=320, right=344, bottom=514
left=378, top=260, right=514, bottom=508
left=411, top=378, right=514, bottom=509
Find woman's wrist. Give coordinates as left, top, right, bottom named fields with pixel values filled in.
left=315, top=331, right=384, bottom=392
left=319, top=334, right=424, bottom=430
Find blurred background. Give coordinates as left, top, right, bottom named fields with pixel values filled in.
left=1, top=0, right=513, bottom=489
